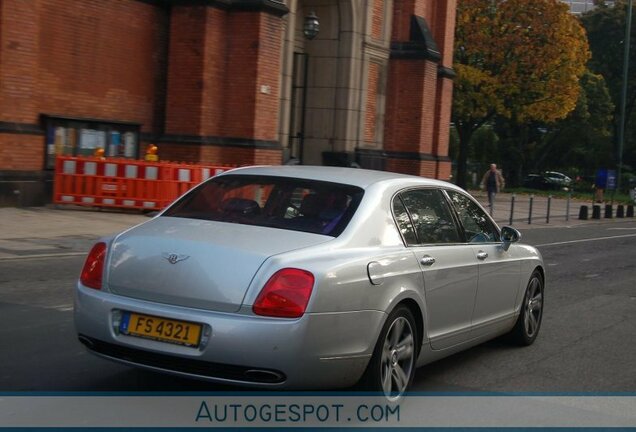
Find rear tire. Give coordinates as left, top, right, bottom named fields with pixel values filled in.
left=508, top=270, right=544, bottom=346
left=359, top=305, right=418, bottom=401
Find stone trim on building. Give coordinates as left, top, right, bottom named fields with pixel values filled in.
left=136, top=0, right=289, bottom=16
left=0, top=122, right=44, bottom=135
left=438, top=66, right=457, bottom=79
left=386, top=151, right=452, bottom=162
left=150, top=134, right=282, bottom=150
left=390, top=15, right=442, bottom=61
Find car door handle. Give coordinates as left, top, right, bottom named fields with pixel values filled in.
left=420, top=255, right=436, bottom=266
left=477, top=251, right=489, bottom=260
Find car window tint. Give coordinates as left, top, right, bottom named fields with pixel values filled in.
left=392, top=197, right=418, bottom=245
left=446, top=190, right=500, bottom=243
left=162, top=175, right=364, bottom=237
left=400, top=189, right=461, bottom=244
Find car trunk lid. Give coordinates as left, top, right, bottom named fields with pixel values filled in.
left=106, top=217, right=330, bottom=312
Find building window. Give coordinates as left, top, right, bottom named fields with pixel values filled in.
left=43, top=115, right=141, bottom=169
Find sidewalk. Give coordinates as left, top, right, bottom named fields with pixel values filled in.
left=471, top=191, right=630, bottom=228
left=0, top=195, right=631, bottom=260
left=0, top=206, right=146, bottom=260
left=470, top=190, right=592, bottom=228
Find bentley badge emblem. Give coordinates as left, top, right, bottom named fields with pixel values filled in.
left=162, top=253, right=190, bottom=265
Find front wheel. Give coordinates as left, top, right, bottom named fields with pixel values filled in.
left=360, top=306, right=418, bottom=401
left=508, top=270, right=544, bottom=345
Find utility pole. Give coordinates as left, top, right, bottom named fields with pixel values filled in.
left=617, top=0, right=633, bottom=192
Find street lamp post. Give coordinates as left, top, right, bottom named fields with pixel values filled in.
left=617, top=0, right=633, bottom=192
left=303, top=11, right=320, bottom=40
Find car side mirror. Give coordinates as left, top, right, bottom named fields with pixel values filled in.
left=501, top=226, right=521, bottom=251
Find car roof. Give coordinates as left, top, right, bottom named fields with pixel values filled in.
left=219, top=165, right=457, bottom=190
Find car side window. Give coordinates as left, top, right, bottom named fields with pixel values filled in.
left=399, top=189, right=461, bottom=244
left=446, top=190, right=500, bottom=243
left=392, top=197, right=418, bottom=245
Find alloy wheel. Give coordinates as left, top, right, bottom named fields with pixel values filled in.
left=380, top=317, right=415, bottom=401
left=524, top=276, right=543, bottom=338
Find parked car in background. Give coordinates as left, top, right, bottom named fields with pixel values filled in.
left=522, top=174, right=550, bottom=190
left=543, top=171, right=572, bottom=189
left=523, top=171, right=572, bottom=191
left=75, top=166, right=545, bottom=400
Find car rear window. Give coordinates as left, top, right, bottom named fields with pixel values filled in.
left=162, top=174, right=364, bottom=237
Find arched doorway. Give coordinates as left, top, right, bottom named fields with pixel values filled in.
left=279, top=0, right=360, bottom=166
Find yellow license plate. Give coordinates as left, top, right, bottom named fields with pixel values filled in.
left=120, top=312, right=202, bottom=347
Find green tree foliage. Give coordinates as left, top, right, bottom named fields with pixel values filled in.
left=527, top=70, right=615, bottom=174
left=453, top=0, right=590, bottom=188
left=581, top=0, right=636, bottom=173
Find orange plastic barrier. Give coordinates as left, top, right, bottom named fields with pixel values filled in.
left=53, top=156, right=235, bottom=211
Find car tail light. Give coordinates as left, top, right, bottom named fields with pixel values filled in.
left=253, top=268, right=315, bottom=318
left=80, top=242, right=107, bottom=290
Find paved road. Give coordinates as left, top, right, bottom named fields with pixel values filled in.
left=417, top=221, right=636, bottom=392
left=0, top=219, right=635, bottom=392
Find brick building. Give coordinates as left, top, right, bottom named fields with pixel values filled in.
left=0, top=0, right=456, bottom=205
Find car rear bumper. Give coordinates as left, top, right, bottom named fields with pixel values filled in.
left=74, top=284, right=384, bottom=389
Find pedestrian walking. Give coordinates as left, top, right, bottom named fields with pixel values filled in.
left=480, top=163, right=505, bottom=216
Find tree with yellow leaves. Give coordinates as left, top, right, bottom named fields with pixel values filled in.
left=453, top=0, right=590, bottom=188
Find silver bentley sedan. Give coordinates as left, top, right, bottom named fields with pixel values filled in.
left=75, top=166, right=544, bottom=399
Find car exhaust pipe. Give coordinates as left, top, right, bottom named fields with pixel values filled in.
left=78, top=335, right=95, bottom=349
left=244, top=369, right=284, bottom=383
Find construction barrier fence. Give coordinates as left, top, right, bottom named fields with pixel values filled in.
left=53, top=156, right=235, bottom=211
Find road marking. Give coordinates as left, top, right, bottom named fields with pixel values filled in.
left=0, top=252, right=86, bottom=261
left=50, top=304, right=74, bottom=312
left=0, top=239, right=56, bottom=251
left=536, top=233, right=636, bottom=247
